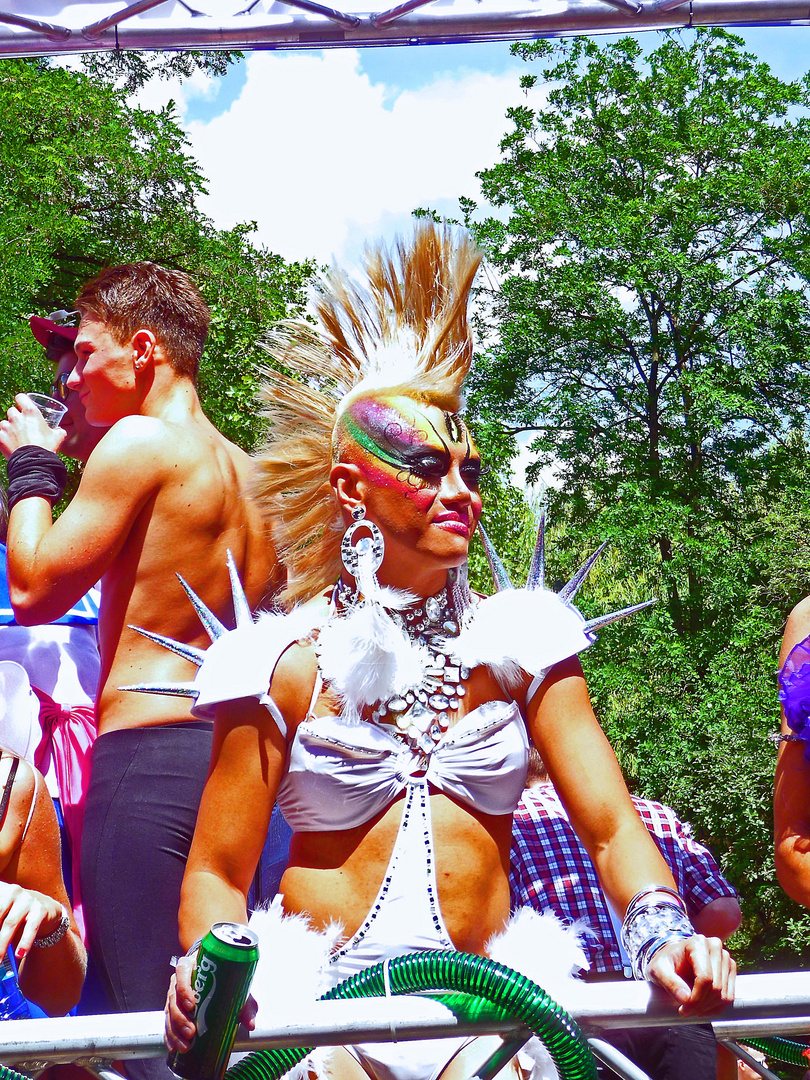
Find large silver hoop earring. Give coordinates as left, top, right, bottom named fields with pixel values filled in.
left=341, top=505, right=385, bottom=578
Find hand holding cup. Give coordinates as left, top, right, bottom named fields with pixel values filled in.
left=0, top=393, right=66, bottom=459
left=26, top=394, right=68, bottom=429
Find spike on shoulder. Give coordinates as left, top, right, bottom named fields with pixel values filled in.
left=478, top=522, right=514, bottom=592
left=176, top=573, right=226, bottom=641
left=226, top=549, right=254, bottom=630
left=526, top=507, right=546, bottom=592
left=583, top=598, right=657, bottom=636
left=128, top=625, right=206, bottom=668
left=558, top=541, right=609, bottom=604
left=119, top=682, right=199, bottom=699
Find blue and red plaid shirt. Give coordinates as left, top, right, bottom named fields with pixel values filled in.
left=509, top=783, right=737, bottom=976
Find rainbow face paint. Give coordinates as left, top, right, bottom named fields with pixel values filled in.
left=334, top=392, right=483, bottom=583
left=338, top=394, right=480, bottom=495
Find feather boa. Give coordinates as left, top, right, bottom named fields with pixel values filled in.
left=241, top=900, right=587, bottom=1080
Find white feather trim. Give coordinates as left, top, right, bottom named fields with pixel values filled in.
left=451, top=590, right=594, bottom=688
left=280, top=1047, right=335, bottom=1080
left=242, top=902, right=588, bottom=1080
left=487, top=908, right=588, bottom=1001
left=353, top=553, right=416, bottom=614
left=373, top=586, right=419, bottom=612
left=317, top=603, right=428, bottom=722
left=487, top=908, right=590, bottom=1080
left=247, top=897, right=342, bottom=1024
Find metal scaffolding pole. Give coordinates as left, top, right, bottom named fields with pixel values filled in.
left=0, top=0, right=809, bottom=58
left=0, top=972, right=807, bottom=1070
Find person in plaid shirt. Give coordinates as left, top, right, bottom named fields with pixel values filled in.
left=511, top=751, right=740, bottom=1079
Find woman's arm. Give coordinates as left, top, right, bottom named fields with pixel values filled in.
left=527, top=656, right=734, bottom=1014
left=774, top=598, right=810, bottom=906
left=167, top=644, right=313, bottom=1053
left=1, top=763, right=86, bottom=1015
left=178, top=695, right=288, bottom=950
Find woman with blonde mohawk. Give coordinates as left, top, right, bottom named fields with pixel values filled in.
left=156, top=223, right=734, bottom=1080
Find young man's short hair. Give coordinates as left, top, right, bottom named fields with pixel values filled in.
left=76, top=262, right=210, bottom=381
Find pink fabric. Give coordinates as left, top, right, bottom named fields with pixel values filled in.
left=32, top=687, right=96, bottom=942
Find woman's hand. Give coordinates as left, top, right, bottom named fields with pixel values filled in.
left=165, top=954, right=258, bottom=1055
left=0, top=881, right=67, bottom=961
left=646, top=934, right=736, bottom=1015
left=166, top=955, right=197, bottom=1055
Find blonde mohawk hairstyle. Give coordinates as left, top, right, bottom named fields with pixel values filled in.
left=252, top=221, right=483, bottom=608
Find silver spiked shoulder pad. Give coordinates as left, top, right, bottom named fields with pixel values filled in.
left=453, top=512, right=655, bottom=688
left=120, top=551, right=323, bottom=731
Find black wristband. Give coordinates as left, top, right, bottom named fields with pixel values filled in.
left=7, top=446, right=68, bottom=512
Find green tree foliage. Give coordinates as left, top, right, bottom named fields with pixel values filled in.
left=79, top=50, right=242, bottom=94
left=459, top=30, right=810, bottom=966
left=0, top=57, right=314, bottom=451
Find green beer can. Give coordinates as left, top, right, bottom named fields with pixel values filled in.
left=169, top=922, right=259, bottom=1080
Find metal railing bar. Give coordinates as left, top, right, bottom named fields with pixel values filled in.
left=80, top=1063, right=128, bottom=1080
left=469, top=1033, right=531, bottom=1080
left=0, top=10, right=69, bottom=37
left=4, top=0, right=810, bottom=56
left=595, top=0, right=643, bottom=15
left=273, top=0, right=361, bottom=27
left=719, top=1040, right=783, bottom=1080
left=0, top=973, right=808, bottom=1066
left=587, top=1037, right=652, bottom=1080
left=714, top=1017, right=810, bottom=1040
left=370, top=0, right=435, bottom=28
left=82, top=0, right=171, bottom=37
left=574, top=971, right=810, bottom=1028
left=648, top=0, right=690, bottom=12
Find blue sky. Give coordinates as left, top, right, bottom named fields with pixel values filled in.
left=184, top=28, right=810, bottom=125
left=141, top=27, right=810, bottom=267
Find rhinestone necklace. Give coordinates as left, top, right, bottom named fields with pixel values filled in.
left=334, top=566, right=476, bottom=757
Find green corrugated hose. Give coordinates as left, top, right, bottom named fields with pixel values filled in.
left=0, top=1065, right=31, bottom=1080
left=226, top=949, right=597, bottom=1080
left=745, top=1036, right=810, bottom=1067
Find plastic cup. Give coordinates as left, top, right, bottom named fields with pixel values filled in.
left=26, top=393, right=68, bottom=429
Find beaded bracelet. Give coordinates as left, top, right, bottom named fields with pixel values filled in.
left=33, top=904, right=70, bottom=949
left=621, top=886, right=694, bottom=981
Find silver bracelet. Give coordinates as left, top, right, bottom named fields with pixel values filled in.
left=621, top=887, right=694, bottom=981
left=33, top=904, right=70, bottom=948
left=638, top=932, right=695, bottom=979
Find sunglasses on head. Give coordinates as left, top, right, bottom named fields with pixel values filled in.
left=50, top=371, right=71, bottom=402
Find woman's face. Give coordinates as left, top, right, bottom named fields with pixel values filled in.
left=335, top=392, right=482, bottom=589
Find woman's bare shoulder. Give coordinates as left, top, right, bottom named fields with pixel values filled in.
left=268, top=591, right=335, bottom=726
left=0, top=757, right=37, bottom=871
left=781, top=596, right=810, bottom=665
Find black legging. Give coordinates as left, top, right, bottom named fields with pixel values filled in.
left=81, top=722, right=213, bottom=1080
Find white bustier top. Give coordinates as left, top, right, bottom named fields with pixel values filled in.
left=277, top=698, right=529, bottom=832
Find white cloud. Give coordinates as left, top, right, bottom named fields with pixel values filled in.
left=183, top=49, right=527, bottom=265
left=133, top=65, right=220, bottom=116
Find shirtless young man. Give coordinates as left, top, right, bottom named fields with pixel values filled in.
left=0, top=263, right=277, bottom=1076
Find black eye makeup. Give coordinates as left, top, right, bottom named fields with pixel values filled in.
left=461, top=458, right=482, bottom=485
